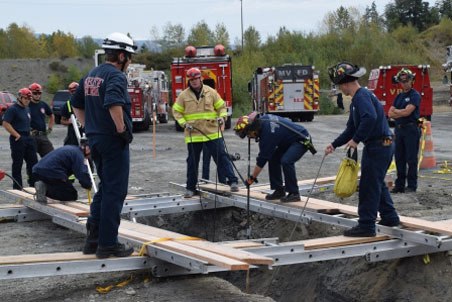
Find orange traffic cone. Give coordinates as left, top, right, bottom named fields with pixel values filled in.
left=419, top=121, right=437, bottom=169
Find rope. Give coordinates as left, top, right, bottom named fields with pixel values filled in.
left=138, top=236, right=203, bottom=256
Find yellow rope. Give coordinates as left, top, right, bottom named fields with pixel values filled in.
left=96, top=275, right=133, bottom=294
left=417, top=119, right=427, bottom=172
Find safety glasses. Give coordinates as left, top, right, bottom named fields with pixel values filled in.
left=32, top=91, right=42, bottom=95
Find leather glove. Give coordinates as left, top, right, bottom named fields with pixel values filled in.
left=116, top=128, right=133, bottom=146
left=185, top=124, right=193, bottom=131
left=246, top=175, right=258, bottom=187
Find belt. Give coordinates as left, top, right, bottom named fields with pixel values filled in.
left=395, top=122, right=416, bottom=129
left=364, top=136, right=393, bottom=146
left=31, top=130, right=47, bottom=136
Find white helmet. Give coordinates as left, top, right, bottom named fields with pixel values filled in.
left=102, top=32, right=137, bottom=54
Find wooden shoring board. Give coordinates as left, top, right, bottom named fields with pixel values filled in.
left=397, top=216, right=452, bottom=236
left=8, top=190, right=89, bottom=217
left=221, top=241, right=265, bottom=249
left=250, top=175, right=338, bottom=191
left=0, top=204, right=25, bottom=209
left=0, top=251, right=141, bottom=265
left=281, top=235, right=391, bottom=250
left=120, top=220, right=273, bottom=265
left=117, top=226, right=249, bottom=271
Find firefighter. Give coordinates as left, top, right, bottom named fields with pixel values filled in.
left=325, top=61, right=400, bottom=237
left=32, top=140, right=92, bottom=204
left=71, top=32, right=136, bottom=259
left=234, top=112, right=314, bottom=203
left=28, top=82, right=55, bottom=158
left=61, top=82, right=82, bottom=146
left=388, top=68, right=421, bottom=193
left=2, top=88, right=38, bottom=189
left=172, top=67, right=239, bottom=198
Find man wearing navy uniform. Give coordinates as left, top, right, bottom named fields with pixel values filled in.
left=2, top=88, right=38, bottom=189
left=234, top=112, right=314, bottom=203
left=388, top=68, right=421, bottom=193
left=32, top=142, right=92, bottom=203
left=28, top=82, right=55, bottom=158
left=72, top=32, right=136, bottom=259
left=325, top=61, right=400, bottom=237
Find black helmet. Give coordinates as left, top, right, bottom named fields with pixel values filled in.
left=328, top=62, right=366, bottom=85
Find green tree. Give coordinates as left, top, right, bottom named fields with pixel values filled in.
left=363, top=1, right=385, bottom=28
left=243, top=26, right=261, bottom=51
left=187, top=20, right=214, bottom=46
left=385, top=0, right=440, bottom=32
left=77, top=36, right=100, bottom=58
left=213, top=23, right=230, bottom=48
left=161, top=22, right=186, bottom=49
left=48, top=31, right=79, bottom=58
left=436, top=0, right=452, bottom=19
left=6, top=23, right=44, bottom=58
left=323, top=6, right=358, bottom=34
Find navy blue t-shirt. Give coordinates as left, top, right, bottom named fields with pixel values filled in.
left=29, top=101, right=52, bottom=131
left=3, top=103, right=31, bottom=134
left=32, top=145, right=91, bottom=189
left=332, top=88, right=392, bottom=148
left=256, top=114, right=310, bottom=168
left=71, top=63, right=132, bottom=135
left=393, top=88, right=421, bottom=125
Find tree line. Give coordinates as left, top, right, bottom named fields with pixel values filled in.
left=1, top=0, right=451, bottom=114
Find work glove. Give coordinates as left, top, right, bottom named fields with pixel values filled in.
left=185, top=124, right=193, bottom=131
left=116, top=128, right=133, bottom=147
left=246, top=175, right=258, bottom=187
left=46, top=128, right=53, bottom=135
left=216, top=117, right=224, bottom=125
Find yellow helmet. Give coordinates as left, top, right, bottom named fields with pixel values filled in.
left=234, top=112, right=259, bottom=138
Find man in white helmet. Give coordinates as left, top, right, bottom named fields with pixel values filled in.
left=71, top=32, right=137, bottom=259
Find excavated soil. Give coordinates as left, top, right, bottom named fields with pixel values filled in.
left=0, top=110, right=452, bottom=301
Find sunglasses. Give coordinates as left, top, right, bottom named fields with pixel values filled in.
left=32, top=91, right=42, bottom=95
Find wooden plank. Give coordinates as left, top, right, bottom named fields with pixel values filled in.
left=221, top=241, right=265, bottom=249
left=119, top=227, right=249, bottom=271
left=65, top=202, right=91, bottom=212
left=398, top=216, right=452, bottom=236
left=120, top=220, right=272, bottom=265
left=283, top=235, right=391, bottom=250
left=0, top=204, right=24, bottom=209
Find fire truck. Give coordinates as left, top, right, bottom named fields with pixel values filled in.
left=442, top=45, right=452, bottom=105
left=248, top=64, right=320, bottom=122
left=170, top=44, right=233, bottom=130
left=94, top=50, right=169, bottom=131
left=367, top=65, right=433, bottom=121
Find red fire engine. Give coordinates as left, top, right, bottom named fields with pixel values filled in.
left=170, top=44, right=233, bottom=130
left=248, top=64, right=320, bottom=122
left=367, top=65, right=433, bottom=121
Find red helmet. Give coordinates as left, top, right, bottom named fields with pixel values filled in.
left=68, top=81, right=79, bottom=92
left=18, top=88, right=32, bottom=99
left=186, top=67, right=202, bottom=80
left=29, top=82, right=42, bottom=92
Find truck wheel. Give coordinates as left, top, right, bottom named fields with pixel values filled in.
left=225, top=116, right=232, bottom=129
left=158, top=114, right=168, bottom=124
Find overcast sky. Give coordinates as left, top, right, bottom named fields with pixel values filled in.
left=0, top=0, right=437, bottom=42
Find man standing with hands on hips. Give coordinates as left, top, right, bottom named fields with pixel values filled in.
left=72, top=32, right=136, bottom=259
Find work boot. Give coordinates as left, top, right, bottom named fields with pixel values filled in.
left=96, top=243, right=134, bottom=259
left=343, top=225, right=376, bottom=237
left=34, top=181, right=47, bottom=204
left=230, top=182, right=239, bottom=192
left=265, top=189, right=286, bottom=200
left=184, top=189, right=196, bottom=198
left=280, top=193, right=301, bottom=203
left=378, top=218, right=400, bottom=227
left=391, top=187, right=405, bottom=194
left=405, top=187, right=416, bottom=193
left=82, top=222, right=99, bottom=254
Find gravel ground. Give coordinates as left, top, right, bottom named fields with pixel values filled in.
left=0, top=110, right=452, bottom=301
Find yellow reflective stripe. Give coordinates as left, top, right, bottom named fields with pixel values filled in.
left=66, top=100, right=72, bottom=113
left=173, top=103, right=185, bottom=113
left=176, top=118, right=186, bottom=125
left=214, top=98, right=225, bottom=109
left=185, top=112, right=218, bottom=121
left=185, top=132, right=222, bottom=143
left=219, top=112, right=227, bottom=118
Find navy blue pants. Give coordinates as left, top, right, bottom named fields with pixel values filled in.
left=186, top=138, right=237, bottom=191
left=32, top=173, right=78, bottom=201
left=10, top=135, right=38, bottom=189
left=268, top=142, right=307, bottom=194
left=88, top=134, right=130, bottom=247
left=394, top=125, right=421, bottom=190
left=201, top=144, right=227, bottom=183
left=358, top=141, right=399, bottom=232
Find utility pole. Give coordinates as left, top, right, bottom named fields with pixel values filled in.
left=241, top=0, right=244, bottom=50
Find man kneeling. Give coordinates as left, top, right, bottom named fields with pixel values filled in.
left=32, top=141, right=92, bottom=203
